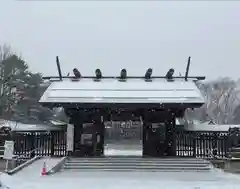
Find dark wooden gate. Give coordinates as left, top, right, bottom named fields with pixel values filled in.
left=176, top=129, right=230, bottom=159
left=143, top=110, right=176, bottom=157
left=72, top=111, right=104, bottom=157
left=13, top=130, right=66, bottom=158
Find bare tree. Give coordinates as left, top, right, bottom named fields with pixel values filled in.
left=191, top=78, right=240, bottom=124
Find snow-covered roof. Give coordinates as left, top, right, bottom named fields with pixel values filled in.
left=176, top=118, right=185, bottom=126
left=0, top=120, right=64, bottom=132
left=39, top=78, right=204, bottom=105
left=185, top=123, right=240, bottom=132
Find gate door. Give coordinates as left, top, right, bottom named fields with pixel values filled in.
left=81, top=122, right=104, bottom=156
left=74, top=112, right=104, bottom=157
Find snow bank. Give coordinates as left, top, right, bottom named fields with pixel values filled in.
left=0, top=173, right=34, bottom=189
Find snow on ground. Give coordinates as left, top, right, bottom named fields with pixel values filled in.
left=2, top=170, right=240, bottom=189
left=52, top=171, right=240, bottom=189
left=1, top=147, right=240, bottom=189
left=104, top=148, right=142, bottom=156
left=104, top=143, right=143, bottom=156
left=0, top=173, right=37, bottom=189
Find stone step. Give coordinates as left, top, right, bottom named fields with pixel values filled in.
left=61, top=168, right=212, bottom=172
left=231, top=147, right=240, bottom=152
left=63, top=157, right=212, bottom=172
left=230, top=151, right=240, bottom=155
left=68, top=157, right=203, bottom=160
left=68, top=158, right=207, bottom=163
left=67, top=160, right=208, bottom=165
left=67, top=160, right=209, bottom=165
left=63, top=165, right=211, bottom=171
left=230, top=151, right=240, bottom=158
left=65, top=162, right=210, bottom=167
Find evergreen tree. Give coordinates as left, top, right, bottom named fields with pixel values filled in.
left=0, top=44, right=52, bottom=123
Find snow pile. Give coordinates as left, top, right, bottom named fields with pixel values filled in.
left=0, top=173, right=36, bottom=189
left=0, top=173, right=14, bottom=189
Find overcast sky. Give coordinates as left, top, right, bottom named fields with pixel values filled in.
left=1, top=1, right=240, bottom=81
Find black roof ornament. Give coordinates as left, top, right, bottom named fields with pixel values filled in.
left=185, top=56, right=191, bottom=81
left=120, top=69, right=127, bottom=79
left=73, top=68, right=81, bottom=78
left=145, top=68, right=153, bottom=79
left=119, top=69, right=127, bottom=82
left=95, top=69, right=102, bottom=79
left=56, top=56, right=63, bottom=81
left=165, top=68, right=174, bottom=80
left=42, top=56, right=205, bottom=81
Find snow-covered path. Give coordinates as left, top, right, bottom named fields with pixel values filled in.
left=46, top=172, right=240, bottom=189
left=2, top=169, right=240, bottom=189
left=1, top=146, right=240, bottom=189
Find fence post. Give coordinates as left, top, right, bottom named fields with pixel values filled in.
left=225, top=134, right=231, bottom=158
left=30, top=133, right=35, bottom=158
left=213, top=132, right=218, bottom=159
left=193, top=132, right=196, bottom=157
left=50, top=131, right=55, bottom=156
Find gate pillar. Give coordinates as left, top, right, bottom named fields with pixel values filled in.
left=66, top=120, right=74, bottom=157
left=70, top=109, right=105, bottom=157
left=142, top=109, right=176, bottom=157
left=165, top=111, right=176, bottom=156
left=69, top=110, right=84, bottom=157
left=92, top=109, right=105, bottom=156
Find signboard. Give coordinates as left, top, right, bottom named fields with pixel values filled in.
left=4, top=140, right=14, bottom=160
left=81, top=134, right=93, bottom=145
left=83, top=123, right=94, bottom=128
left=67, top=124, right=74, bottom=151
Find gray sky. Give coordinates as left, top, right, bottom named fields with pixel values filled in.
left=1, top=1, right=240, bottom=81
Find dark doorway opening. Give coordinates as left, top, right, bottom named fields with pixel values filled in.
left=104, top=112, right=142, bottom=156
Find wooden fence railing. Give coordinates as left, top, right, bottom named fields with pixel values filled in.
left=13, top=130, right=67, bottom=158
left=176, top=130, right=230, bottom=159
left=4, top=129, right=238, bottom=159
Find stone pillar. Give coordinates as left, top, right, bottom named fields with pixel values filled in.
left=93, top=109, right=105, bottom=156
left=66, top=123, right=74, bottom=156
left=67, top=110, right=84, bottom=157
left=75, top=111, right=84, bottom=157
left=141, top=110, right=158, bottom=157
left=140, top=110, right=148, bottom=157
